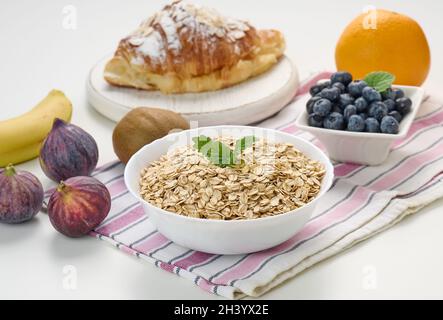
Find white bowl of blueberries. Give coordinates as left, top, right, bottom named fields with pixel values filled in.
left=295, top=71, right=425, bottom=165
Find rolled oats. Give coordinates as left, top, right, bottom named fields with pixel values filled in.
left=139, top=137, right=326, bottom=220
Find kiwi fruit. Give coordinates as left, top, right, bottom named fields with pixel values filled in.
left=112, top=107, right=190, bottom=164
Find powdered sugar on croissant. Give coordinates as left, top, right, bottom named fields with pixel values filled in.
left=104, top=0, right=285, bottom=93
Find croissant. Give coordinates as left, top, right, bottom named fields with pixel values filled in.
left=104, top=0, right=285, bottom=94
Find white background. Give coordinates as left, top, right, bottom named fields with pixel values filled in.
left=1, top=0, right=443, bottom=299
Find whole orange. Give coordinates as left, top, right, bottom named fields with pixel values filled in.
left=335, top=9, right=431, bottom=86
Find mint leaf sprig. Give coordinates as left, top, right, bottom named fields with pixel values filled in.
left=192, top=135, right=257, bottom=168
left=234, top=136, right=257, bottom=159
left=364, top=71, right=396, bottom=93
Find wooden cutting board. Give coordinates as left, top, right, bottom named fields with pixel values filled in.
left=87, top=54, right=299, bottom=126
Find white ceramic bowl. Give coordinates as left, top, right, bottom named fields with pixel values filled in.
left=295, top=86, right=425, bottom=166
left=124, top=126, right=334, bottom=255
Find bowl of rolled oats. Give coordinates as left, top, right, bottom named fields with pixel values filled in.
left=124, top=126, right=334, bottom=255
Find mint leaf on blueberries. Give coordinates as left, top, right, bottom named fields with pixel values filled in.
left=364, top=71, right=396, bottom=93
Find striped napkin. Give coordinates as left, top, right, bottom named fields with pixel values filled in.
left=72, top=73, right=443, bottom=299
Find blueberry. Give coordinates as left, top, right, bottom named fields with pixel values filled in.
left=347, top=80, right=368, bottom=97
left=354, top=97, right=368, bottom=113
left=308, top=114, right=324, bottom=128
left=381, top=88, right=396, bottom=101
left=380, top=116, right=400, bottom=134
left=313, top=99, right=332, bottom=117
left=392, top=88, right=405, bottom=100
left=332, top=82, right=346, bottom=93
left=343, top=104, right=357, bottom=121
left=359, top=113, right=368, bottom=120
left=321, top=80, right=331, bottom=87
left=395, top=97, right=412, bottom=115
left=362, top=87, right=382, bottom=102
left=309, top=81, right=330, bottom=96
left=368, top=101, right=388, bottom=122
left=320, top=87, right=341, bottom=102
left=331, top=71, right=353, bottom=86
left=347, top=114, right=365, bottom=132
left=383, top=99, right=396, bottom=112
left=323, top=112, right=345, bottom=130
left=332, top=104, right=344, bottom=114
left=365, top=118, right=380, bottom=133
left=338, top=93, right=355, bottom=108
left=388, top=111, right=402, bottom=123
left=368, top=101, right=382, bottom=115
left=309, top=85, right=323, bottom=96
left=306, top=96, right=322, bottom=114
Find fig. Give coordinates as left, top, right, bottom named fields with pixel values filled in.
left=47, top=176, right=111, bottom=237
left=0, top=164, right=44, bottom=224
left=40, top=118, right=99, bottom=182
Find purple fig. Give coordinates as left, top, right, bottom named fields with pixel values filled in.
left=47, top=176, right=111, bottom=237
left=0, top=164, right=44, bottom=224
left=39, top=118, right=98, bottom=182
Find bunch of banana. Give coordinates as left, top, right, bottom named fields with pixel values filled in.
left=0, top=90, right=72, bottom=167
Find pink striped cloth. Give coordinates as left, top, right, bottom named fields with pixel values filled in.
left=66, top=73, right=443, bottom=298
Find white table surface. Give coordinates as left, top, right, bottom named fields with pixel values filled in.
left=1, top=0, right=443, bottom=299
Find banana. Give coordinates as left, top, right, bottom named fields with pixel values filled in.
left=0, top=142, right=42, bottom=167
left=0, top=90, right=72, bottom=167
